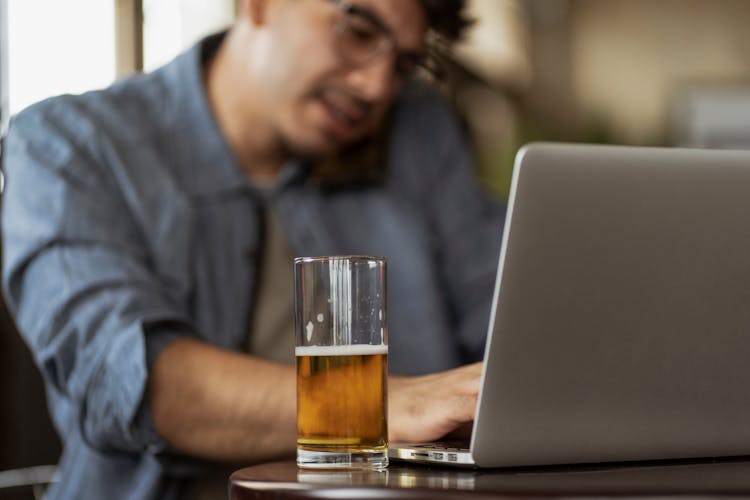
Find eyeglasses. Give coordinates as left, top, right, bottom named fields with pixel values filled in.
left=325, top=0, right=442, bottom=80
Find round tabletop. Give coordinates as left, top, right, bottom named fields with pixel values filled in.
left=229, top=457, right=750, bottom=499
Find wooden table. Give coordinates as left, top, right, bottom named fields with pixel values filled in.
left=229, top=457, right=750, bottom=499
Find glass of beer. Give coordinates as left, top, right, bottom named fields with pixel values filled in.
left=294, top=256, right=388, bottom=469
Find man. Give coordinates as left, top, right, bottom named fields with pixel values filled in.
left=1, top=0, right=504, bottom=498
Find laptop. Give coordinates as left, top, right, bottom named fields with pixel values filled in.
left=390, top=142, right=750, bottom=468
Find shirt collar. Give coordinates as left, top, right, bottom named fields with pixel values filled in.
left=159, top=32, right=307, bottom=199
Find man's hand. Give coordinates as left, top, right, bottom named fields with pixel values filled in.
left=388, top=362, right=483, bottom=442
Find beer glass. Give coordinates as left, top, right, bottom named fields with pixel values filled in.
left=294, top=256, right=388, bottom=469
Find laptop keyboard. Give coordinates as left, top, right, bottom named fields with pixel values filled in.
left=412, top=441, right=470, bottom=452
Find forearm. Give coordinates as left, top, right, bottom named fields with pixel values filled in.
left=149, top=337, right=296, bottom=462
left=150, top=338, right=480, bottom=461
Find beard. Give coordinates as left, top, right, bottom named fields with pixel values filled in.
left=274, top=127, right=330, bottom=162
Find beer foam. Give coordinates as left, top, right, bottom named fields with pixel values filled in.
left=295, top=344, right=388, bottom=357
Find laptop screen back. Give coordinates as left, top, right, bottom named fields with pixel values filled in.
left=471, top=143, right=750, bottom=467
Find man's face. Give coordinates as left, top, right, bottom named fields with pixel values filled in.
left=246, top=0, right=428, bottom=157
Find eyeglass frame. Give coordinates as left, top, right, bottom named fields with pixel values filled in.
left=323, top=0, right=445, bottom=81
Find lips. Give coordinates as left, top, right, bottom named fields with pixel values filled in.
left=316, top=87, right=370, bottom=141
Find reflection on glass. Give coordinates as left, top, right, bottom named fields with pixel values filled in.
left=297, top=468, right=389, bottom=487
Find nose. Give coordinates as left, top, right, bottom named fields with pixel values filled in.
left=345, top=54, right=397, bottom=103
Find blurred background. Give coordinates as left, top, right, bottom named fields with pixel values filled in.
left=455, top=0, right=750, bottom=196
left=0, top=0, right=749, bottom=496
left=2, top=0, right=749, bottom=198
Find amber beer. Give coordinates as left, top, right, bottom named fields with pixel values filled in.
left=296, top=344, right=388, bottom=458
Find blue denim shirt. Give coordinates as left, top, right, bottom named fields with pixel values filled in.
left=1, top=35, right=504, bottom=499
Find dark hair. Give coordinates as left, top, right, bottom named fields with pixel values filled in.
left=419, top=0, right=473, bottom=42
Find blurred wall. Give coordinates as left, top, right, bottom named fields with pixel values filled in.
left=524, top=0, right=750, bottom=145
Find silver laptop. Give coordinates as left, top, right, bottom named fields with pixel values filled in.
left=390, top=142, right=750, bottom=468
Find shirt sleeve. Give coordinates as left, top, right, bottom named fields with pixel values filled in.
left=1, top=98, right=194, bottom=455
left=388, top=83, right=507, bottom=363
